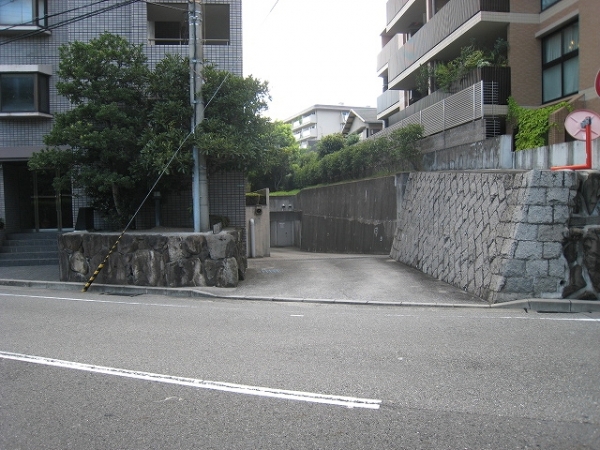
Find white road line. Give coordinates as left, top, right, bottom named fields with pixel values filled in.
left=384, top=313, right=600, bottom=322
left=0, top=292, right=193, bottom=308
left=0, top=351, right=381, bottom=410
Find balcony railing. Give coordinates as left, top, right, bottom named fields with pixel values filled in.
left=377, top=81, right=503, bottom=138
left=386, top=0, right=509, bottom=87
left=377, top=89, right=403, bottom=114
left=378, top=34, right=402, bottom=73
left=386, top=0, right=412, bottom=25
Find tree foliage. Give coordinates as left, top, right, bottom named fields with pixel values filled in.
left=28, top=33, right=273, bottom=228
left=29, top=33, right=151, bottom=227
left=247, top=121, right=300, bottom=192
left=291, top=124, right=424, bottom=189
left=197, top=65, right=271, bottom=173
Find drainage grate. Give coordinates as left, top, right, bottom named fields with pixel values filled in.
left=260, top=268, right=282, bottom=274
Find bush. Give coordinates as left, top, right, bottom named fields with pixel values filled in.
left=290, top=124, right=423, bottom=189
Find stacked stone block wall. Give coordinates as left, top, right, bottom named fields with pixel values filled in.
left=390, top=170, right=578, bottom=303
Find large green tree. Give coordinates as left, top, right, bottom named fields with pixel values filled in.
left=197, top=65, right=271, bottom=173
left=29, top=33, right=274, bottom=228
left=29, top=33, right=152, bottom=227
left=247, top=121, right=300, bottom=192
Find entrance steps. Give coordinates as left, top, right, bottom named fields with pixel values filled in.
left=0, top=232, right=59, bottom=267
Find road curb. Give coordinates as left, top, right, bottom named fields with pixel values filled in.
left=1, top=279, right=599, bottom=312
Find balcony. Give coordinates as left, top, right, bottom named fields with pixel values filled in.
left=385, top=0, right=509, bottom=90
left=377, top=89, right=403, bottom=117
left=378, top=80, right=507, bottom=139
left=378, top=34, right=403, bottom=74
left=291, top=114, right=316, bottom=130
left=385, top=0, right=425, bottom=36
left=379, top=66, right=510, bottom=120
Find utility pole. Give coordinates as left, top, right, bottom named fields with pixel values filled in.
left=189, top=0, right=210, bottom=232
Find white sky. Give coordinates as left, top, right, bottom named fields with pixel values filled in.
left=242, top=0, right=387, bottom=122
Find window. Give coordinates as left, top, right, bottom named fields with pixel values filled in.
left=541, top=0, right=561, bottom=11
left=0, top=0, right=47, bottom=27
left=147, top=2, right=229, bottom=46
left=542, top=21, right=579, bottom=103
left=0, top=70, right=50, bottom=115
left=203, top=4, right=230, bottom=45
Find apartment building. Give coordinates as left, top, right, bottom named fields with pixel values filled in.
left=0, top=0, right=242, bottom=233
left=286, top=104, right=364, bottom=149
left=377, top=0, right=600, bottom=148
left=341, top=107, right=384, bottom=140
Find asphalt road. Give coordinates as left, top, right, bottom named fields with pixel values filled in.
left=1, top=285, right=599, bottom=449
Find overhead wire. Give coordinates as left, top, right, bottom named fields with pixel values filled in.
left=0, top=0, right=114, bottom=34
left=0, top=0, right=142, bottom=46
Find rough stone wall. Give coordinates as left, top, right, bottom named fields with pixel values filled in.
left=59, top=229, right=246, bottom=288
left=391, top=170, right=578, bottom=303
left=562, top=172, right=600, bottom=300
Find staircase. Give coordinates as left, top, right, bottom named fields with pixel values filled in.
left=0, top=232, right=59, bottom=267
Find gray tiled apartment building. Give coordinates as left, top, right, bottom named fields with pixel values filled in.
left=0, top=0, right=243, bottom=233
left=377, top=0, right=600, bottom=148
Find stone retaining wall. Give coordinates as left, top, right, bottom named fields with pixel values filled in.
left=562, top=172, right=600, bottom=300
left=59, top=229, right=246, bottom=288
left=391, top=170, right=578, bottom=303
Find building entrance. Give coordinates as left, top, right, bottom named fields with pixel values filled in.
left=4, top=162, right=73, bottom=231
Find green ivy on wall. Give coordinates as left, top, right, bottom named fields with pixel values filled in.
left=507, top=97, right=571, bottom=151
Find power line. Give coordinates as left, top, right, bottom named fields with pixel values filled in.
left=0, top=0, right=142, bottom=46
left=0, top=0, right=113, bottom=34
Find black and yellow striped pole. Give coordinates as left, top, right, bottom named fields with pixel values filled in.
left=81, top=231, right=125, bottom=293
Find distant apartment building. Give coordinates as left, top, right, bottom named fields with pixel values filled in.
left=286, top=104, right=366, bottom=149
left=0, top=0, right=242, bottom=233
left=341, top=107, right=384, bottom=140
left=377, top=0, right=600, bottom=147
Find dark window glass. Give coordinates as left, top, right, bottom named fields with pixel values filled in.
left=541, top=0, right=561, bottom=11
left=542, top=22, right=579, bottom=103
left=0, top=73, right=50, bottom=113
left=204, top=4, right=230, bottom=45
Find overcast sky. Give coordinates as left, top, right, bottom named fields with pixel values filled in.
left=242, top=0, right=387, bottom=122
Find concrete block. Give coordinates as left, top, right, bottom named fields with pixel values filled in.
left=538, top=224, right=567, bottom=241
left=542, top=242, right=563, bottom=260
left=527, top=299, right=572, bottom=313
left=525, top=259, right=548, bottom=277
left=552, top=205, right=571, bottom=224
left=518, top=224, right=539, bottom=241
left=502, top=277, right=534, bottom=293
left=524, top=188, right=547, bottom=205
left=570, top=300, right=600, bottom=312
left=514, top=241, right=543, bottom=259
left=527, top=206, right=554, bottom=224
left=546, top=187, right=571, bottom=205
left=548, top=259, right=567, bottom=278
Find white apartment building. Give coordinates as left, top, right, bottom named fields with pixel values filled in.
left=285, top=104, right=365, bottom=149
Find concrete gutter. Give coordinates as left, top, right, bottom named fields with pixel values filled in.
left=1, top=279, right=599, bottom=312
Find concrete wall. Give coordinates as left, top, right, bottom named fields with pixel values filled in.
left=424, top=135, right=600, bottom=172
left=246, top=204, right=270, bottom=258
left=296, top=177, right=397, bottom=254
